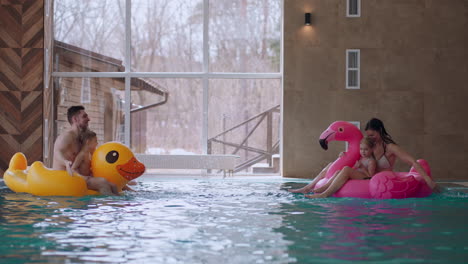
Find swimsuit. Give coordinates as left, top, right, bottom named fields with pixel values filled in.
left=376, top=143, right=393, bottom=170
left=356, top=157, right=373, bottom=177
left=377, top=154, right=392, bottom=170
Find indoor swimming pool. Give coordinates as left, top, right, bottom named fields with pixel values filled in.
left=1, top=176, right=467, bottom=263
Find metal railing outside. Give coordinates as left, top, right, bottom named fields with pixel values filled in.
left=207, top=105, right=280, bottom=173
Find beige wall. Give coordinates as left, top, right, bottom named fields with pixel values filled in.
left=283, top=0, right=468, bottom=180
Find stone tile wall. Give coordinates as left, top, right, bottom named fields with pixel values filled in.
left=283, top=0, right=468, bottom=180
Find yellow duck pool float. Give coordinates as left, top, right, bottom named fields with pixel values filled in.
left=3, top=142, right=146, bottom=196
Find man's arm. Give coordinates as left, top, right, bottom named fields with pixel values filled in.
left=53, top=132, right=74, bottom=174
left=122, top=185, right=135, bottom=191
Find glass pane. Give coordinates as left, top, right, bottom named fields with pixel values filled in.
left=349, top=0, right=359, bottom=15
left=54, top=77, right=125, bottom=144
left=130, top=78, right=203, bottom=172
left=209, top=0, right=282, bottom=73
left=348, top=70, right=358, bottom=87
left=208, top=79, right=281, bottom=174
left=54, top=0, right=125, bottom=72
left=348, top=51, right=358, bottom=68
left=131, top=0, right=203, bottom=72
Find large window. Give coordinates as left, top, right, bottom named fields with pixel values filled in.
left=52, top=0, right=282, bottom=175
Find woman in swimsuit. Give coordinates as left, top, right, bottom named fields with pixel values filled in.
left=290, top=118, right=437, bottom=196
left=364, top=118, right=435, bottom=190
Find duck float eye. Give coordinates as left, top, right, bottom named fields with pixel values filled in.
left=106, top=151, right=119, bottom=164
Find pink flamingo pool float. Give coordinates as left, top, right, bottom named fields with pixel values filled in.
left=315, top=121, right=433, bottom=199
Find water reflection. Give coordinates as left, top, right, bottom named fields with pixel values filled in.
left=1, top=179, right=467, bottom=264
left=1, top=179, right=294, bottom=263
left=277, top=184, right=468, bottom=263
left=0, top=191, right=91, bottom=262
left=1, top=193, right=89, bottom=225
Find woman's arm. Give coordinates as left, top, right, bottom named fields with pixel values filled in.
left=387, top=144, right=436, bottom=189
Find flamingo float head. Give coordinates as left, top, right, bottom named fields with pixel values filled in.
left=319, top=121, right=363, bottom=150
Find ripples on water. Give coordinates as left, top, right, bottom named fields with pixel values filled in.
left=1, top=178, right=467, bottom=264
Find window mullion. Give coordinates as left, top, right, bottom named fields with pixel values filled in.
left=124, top=0, right=132, bottom=146
left=202, top=0, right=210, bottom=155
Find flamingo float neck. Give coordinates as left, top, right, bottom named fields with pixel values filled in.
left=318, top=121, right=363, bottom=179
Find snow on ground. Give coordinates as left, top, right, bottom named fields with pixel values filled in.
left=146, top=148, right=196, bottom=155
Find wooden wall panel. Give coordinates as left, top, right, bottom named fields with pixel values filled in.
left=0, top=4, right=21, bottom=48
left=0, top=0, right=43, bottom=175
left=22, top=48, right=43, bottom=90
left=0, top=48, right=22, bottom=91
left=0, top=91, right=21, bottom=134
left=22, top=0, right=43, bottom=48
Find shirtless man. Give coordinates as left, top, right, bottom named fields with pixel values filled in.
left=53, top=105, right=119, bottom=195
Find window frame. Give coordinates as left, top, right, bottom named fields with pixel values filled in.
left=346, top=49, right=360, bottom=89
left=80, top=77, right=91, bottom=104
left=346, top=0, right=361, bottom=17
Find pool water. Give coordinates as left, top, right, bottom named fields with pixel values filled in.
left=1, top=176, right=467, bottom=264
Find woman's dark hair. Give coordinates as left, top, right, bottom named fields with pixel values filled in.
left=365, top=118, right=396, bottom=146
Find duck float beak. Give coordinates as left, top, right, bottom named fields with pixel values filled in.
left=117, top=157, right=145, bottom=181
left=91, top=142, right=147, bottom=191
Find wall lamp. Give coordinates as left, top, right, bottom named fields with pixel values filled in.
left=305, top=13, right=312, bottom=25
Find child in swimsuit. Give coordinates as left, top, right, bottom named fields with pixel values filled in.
left=306, top=137, right=377, bottom=198
left=71, top=130, right=120, bottom=195
left=353, top=137, right=377, bottom=179
left=72, top=129, right=98, bottom=178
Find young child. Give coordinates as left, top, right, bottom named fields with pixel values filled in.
left=306, top=137, right=377, bottom=198
left=71, top=130, right=119, bottom=195
left=353, top=136, right=377, bottom=179
left=72, top=129, right=98, bottom=177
